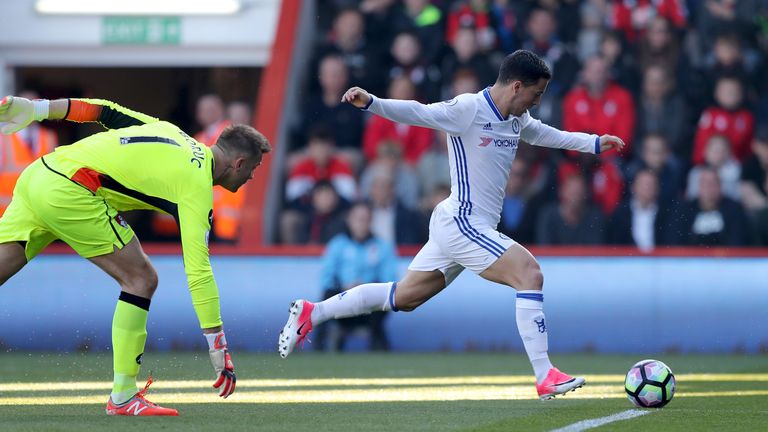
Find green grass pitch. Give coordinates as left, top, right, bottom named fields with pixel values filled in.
left=0, top=352, right=766, bottom=431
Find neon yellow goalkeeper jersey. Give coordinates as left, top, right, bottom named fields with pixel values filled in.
left=45, top=98, right=222, bottom=328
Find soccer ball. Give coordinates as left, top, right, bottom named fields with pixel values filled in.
left=624, top=359, right=676, bottom=408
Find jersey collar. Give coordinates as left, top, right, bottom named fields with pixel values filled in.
left=483, top=87, right=506, bottom=122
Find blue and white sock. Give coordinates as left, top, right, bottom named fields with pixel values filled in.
left=516, top=290, right=553, bottom=383
left=311, top=282, right=397, bottom=325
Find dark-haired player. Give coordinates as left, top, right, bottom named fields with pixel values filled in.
left=280, top=50, right=624, bottom=400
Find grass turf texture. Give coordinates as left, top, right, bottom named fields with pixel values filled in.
left=0, top=353, right=765, bottom=431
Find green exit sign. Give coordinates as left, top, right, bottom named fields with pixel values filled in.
left=103, top=17, right=181, bottom=45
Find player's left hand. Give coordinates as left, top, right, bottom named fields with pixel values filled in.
left=0, top=96, right=35, bottom=135
left=599, top=135, right=626, bottom=154
left=208, top=332, right=236, bottom=398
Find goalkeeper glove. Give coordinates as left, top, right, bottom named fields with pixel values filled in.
left=0, top=96, right=49, bottom=134
left=205, top=330, right=237, bottom=398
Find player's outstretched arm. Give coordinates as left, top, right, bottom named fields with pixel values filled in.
left=0, top=96, right=68, bottom=134
left=340, top=87, right=474, bottom=135
left=0, top=95, right=158, bottom=134
left=599, top=135, right=626, bottom=154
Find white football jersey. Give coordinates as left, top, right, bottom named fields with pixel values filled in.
left=366, top=88, right=600, bottom=226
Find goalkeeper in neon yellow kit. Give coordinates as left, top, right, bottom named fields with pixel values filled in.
left=0, top=95, right=271, bottom=416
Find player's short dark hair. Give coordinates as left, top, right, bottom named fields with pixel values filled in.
left=496, top=50, right=552, bottom=86
left=217, top=124, right=271, bottom=162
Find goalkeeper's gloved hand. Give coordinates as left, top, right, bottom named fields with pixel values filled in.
left=205, top=330, right=236, bottom=398
left=0, top=96, right=49, bottom=135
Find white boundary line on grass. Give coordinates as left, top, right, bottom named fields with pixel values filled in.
left=549, top=409, right=652, bottom=432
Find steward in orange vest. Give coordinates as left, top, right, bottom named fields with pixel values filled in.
left=0, top=125, right=58, bottom=215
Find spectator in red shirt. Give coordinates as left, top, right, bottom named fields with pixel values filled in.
left=611, top=0, right=687, bottom=43
left=563, top=56, right=636, bottom=156
left=285, top=127, right=357, bottom=205
left=445, top=0, right=497, bottom=52
left=363, top=76, right=434, bottom=165
left=557, top=154, right=626, bottom=217
left=692, top=76, right=755, bottom=165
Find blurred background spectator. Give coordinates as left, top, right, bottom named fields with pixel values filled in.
left=686, top=135, right=741, bottom=201
left=227, top=100, right=253, bottom=126
left=314, top=201, right=397, bottom=352
left=608, top=169, right=678, bottom=251
left=367, top=169, right=425, bottom=245
left=362, top=76, right=434, bottom=165
left=388, top=31, right=443, bottom=102
left=296, top=54, right=366, bottom=163
left=563, top=56, right=635, bottom=156
left=740, top=128, right=768, bottom=215
left=679, top=167, right=749, bottom=246
left=634, top=65, right=689, bottom=160
left=692, top=76, right=754, bottom=165
left=272, top=0, right=768, bottom=251
left=536, top=172, right=606, bottom=245
left=360, top=140, right=421, bottom=211
left=625, top=134, right=685, bottom=205
left=498, top=158, right=541, bottom=244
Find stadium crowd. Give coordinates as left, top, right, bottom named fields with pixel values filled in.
left=3, top=1, right=768, bottom=249
left=278, top=0, right=768, bottom=249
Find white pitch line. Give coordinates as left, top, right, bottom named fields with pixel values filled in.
left=549, top=409, right=652, bottom=432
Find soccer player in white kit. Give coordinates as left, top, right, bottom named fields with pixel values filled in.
left=279, top=50, right=625, bottom=400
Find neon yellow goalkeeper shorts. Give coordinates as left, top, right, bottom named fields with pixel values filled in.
left=0, top=158, right=134, bottom=260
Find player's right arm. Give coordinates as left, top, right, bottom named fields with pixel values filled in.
left=176, top=193, right=236, bottom=398
left=0, top=95, right=157, bottom=135
left=342, top=86, right=475, bottom=135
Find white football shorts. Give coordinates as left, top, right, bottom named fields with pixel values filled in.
left=408, top=201, right=516, bottom=285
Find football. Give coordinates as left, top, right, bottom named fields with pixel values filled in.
left=624, top=359, right=676, bottom=408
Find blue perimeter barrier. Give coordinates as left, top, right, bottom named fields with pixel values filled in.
left=1, top=255, right=766, bottom=353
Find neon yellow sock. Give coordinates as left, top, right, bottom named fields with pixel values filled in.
left=111, top=293, right=149, bottom=405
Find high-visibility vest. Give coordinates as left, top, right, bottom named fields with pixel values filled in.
left=0, top=127, right=58, bottom=215
left=152, top=121, right=244, bottom=242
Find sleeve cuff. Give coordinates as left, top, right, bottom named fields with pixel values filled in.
left=362, top=95, right=375, bottom=110
left=594, top=136, right=601, bottom=154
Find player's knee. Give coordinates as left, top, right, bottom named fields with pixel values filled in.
left=125, top=266, right=158, bottom=298
left=525, top=261, right=544, bottom=290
